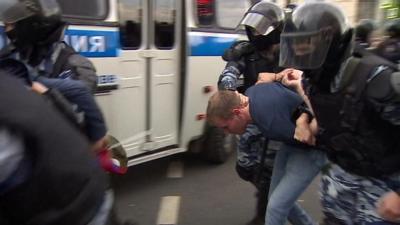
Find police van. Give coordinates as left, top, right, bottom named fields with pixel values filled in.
left=0, top=0, right=250, bottom=166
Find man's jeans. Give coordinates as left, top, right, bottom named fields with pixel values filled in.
left=265, top=144, right=327, bottom=225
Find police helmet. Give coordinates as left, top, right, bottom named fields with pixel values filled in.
left=237, top=1, right=284, bottom=50
left=279, top=2, right=349, bottom=69
left=1, top=0, right=63, bottom=47
left=355, top=19, right=376, bottom=43
left=285, top=4, right=298, bottom=11
left=385, top=18, right=400, bottom=38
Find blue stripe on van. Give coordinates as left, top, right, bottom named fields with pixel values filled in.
left=64, top=30, right=120, bottom=57
left=189, top=33, right=237, bottom=56
left=0, top=27, right=120, bottom=58
left=0, top=27, right=237, bottom=57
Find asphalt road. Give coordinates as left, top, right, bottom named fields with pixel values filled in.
left=112, top=152, right=323, bottom=225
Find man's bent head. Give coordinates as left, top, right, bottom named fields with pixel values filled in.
left=206, top=90, right=249, bottom=134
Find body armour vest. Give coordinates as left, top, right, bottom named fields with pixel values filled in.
left=238, top=43, right=280, bottom=93
left=310, top=50, right=400, bottom=177
left=0, top=73, right=108, bottom=225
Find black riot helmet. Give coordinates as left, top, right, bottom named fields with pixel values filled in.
left=1, top=0, right=65, bottom=66
left=279, top=2, right=350, bottom=70
left=385, top=18, right=400, bottom=38
left=237, top=1, right=284, bottom=50
left=355, top=19, right=376, bottom=45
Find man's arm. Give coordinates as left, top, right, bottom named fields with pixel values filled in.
left=274, top=69, right=318, bottom=145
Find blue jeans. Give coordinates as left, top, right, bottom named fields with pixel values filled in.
left=265, top=144, right=327, bottom=225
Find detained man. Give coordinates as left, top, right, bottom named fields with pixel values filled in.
left=207, top=81, right=326, bottom=225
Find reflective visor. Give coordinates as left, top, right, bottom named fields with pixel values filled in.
left=1, top=2, right=34, bottom=24
left=279, top=30, right=333, bottom=69
left=237, top=12, right=275, bottom=36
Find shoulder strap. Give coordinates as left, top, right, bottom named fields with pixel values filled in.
left=51, top=42, right=77, bottom=77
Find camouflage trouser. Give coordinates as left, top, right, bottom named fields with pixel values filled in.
left=236, top=124, right=278, bottom=220
left=320, top=163, right=400, bottom=225
left=236, top=124, right=276, bottom=170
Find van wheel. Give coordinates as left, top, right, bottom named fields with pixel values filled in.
left=202, top=125, right=236, bottom=164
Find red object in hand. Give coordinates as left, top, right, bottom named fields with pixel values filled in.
left=97, top=148, right=127, bottom=174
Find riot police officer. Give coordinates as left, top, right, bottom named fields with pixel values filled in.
left=0, top=67, right=133, bottom=225
left=0, top=0, right=97, bottom=91
left=0, top=0, right=114, bottom=159
left=375, top=19, right=400, bottom=64
left=355, top=19, right=376, bottom=48
left=279, top=2, right=400, bottom=224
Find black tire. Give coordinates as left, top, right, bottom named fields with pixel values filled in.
left=201, top=125, right=237, bottom=164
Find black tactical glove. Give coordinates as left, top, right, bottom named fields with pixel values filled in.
left=222, top=41, right=254, bottom=62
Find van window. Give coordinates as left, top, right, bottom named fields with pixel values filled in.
left=119, top=0, right=142, bottom=49
left=154, top=0, right=176, bottom=49
left=57, top=0, right=108, bottom=19
left=195, top=0, right=215, bottom=26
left=216, top=0, right=248, bottom=29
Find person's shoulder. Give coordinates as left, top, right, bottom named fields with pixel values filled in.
left=246, top=82, right=286, bottom=99
left=252, top=82, right=286, bottom=92
left=222, top=41, right=255, bottom=61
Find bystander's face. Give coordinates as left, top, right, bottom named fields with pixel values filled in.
left=213, top=112, right=248, bottom=135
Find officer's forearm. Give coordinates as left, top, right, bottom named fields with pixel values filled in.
left=218, top=62, right=243, bottom=90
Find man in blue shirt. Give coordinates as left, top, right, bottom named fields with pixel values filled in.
left=207, top=82, right=326, bottom=225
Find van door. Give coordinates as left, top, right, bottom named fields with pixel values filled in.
left=149, top=0, right=180, bottom=150
left=117, top=0, right=181, bottom=156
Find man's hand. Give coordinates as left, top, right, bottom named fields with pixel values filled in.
left=257, top=68, right=300, bottom=84
left=257, top=72, right=276, bottom=84
left=281, top=69, right=303, bottom=92
left=31, top=82, right=49, bottom=94
left=294, top=113, right=316, bottom=145
left=377, top=191, right=400, bottom=222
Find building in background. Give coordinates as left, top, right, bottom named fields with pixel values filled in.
left=380, top=0, right=400, bottom=20
left=271, top=0, right=380, bottom=25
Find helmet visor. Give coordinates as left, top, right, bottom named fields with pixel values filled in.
left=237, top=12, right=275, bottom=36
left=279, top=30, right=333, bottom=69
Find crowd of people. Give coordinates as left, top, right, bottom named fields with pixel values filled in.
left=0, top=0, right=400, bottom=225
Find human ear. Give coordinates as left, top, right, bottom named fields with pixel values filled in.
left=232, top=108, right=241, bottom=115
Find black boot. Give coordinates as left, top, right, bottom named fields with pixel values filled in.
left=246, top=216, right=265, bottom=225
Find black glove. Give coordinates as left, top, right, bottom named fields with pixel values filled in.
left=222, top=41, right=254, bottom=62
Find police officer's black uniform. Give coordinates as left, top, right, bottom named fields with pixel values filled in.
left=280, top=3, right=400, bottom=224
left=0, top=71, right=108, bottom=225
